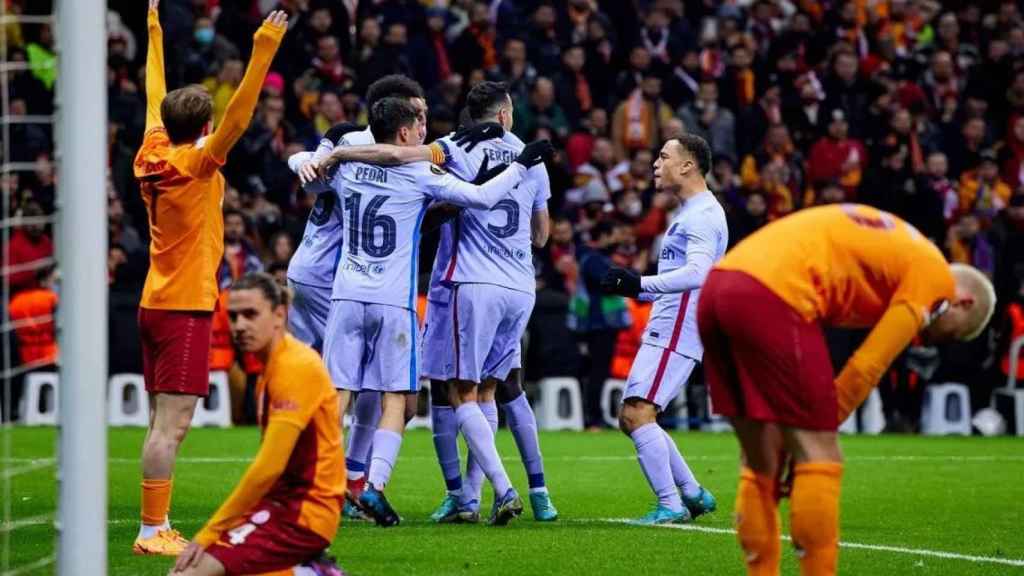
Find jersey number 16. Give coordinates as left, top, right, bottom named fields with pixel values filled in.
left=345, top=192, right=397, bottom=257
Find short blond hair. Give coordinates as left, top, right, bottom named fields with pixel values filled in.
left=950, top=263, right=996, bottom=341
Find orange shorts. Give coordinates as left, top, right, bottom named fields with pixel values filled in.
left=698, top=270, right=838, bottom=430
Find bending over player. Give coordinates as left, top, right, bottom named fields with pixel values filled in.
left=171, top=273, right=343, bottom=576
left=697, top=204, right=995, bottom=575
left=318, top=97, right=552, bottom=526
left=601, top=135, right=725, bottom=524
left=133, top=0, right=285, bottom=555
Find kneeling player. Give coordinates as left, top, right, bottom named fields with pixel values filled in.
left=171, top=274, right=344, bottom=576
left=698, top=204, right=995, bottom=576
left=602, top=135, right=725, bottom=524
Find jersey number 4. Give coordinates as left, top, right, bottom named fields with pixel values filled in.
left=345, top=192, right=397, bottom=257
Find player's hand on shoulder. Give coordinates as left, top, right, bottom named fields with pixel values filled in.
left=601, top=266, right=641, bottom=298
left=452, top=122, right=504, bottom=152
left=298, top=161, right=319, bottom=185
left=516, top=139, right=554, bottom=168
left=316, top=154, right=341, bottom=181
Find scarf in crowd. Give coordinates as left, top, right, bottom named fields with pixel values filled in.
left=737, top=68, right=755, bottom=107
left=623, top=89, right=652, bottom=150
left=433, top=30, right=452, bottom=80
left=576, top=72, right=593, bottom=112
left=470, top=24, right=497, bottom=69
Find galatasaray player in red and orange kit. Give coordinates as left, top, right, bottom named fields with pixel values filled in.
left=697, top=204, right=996, bottom=576
left=172, top=273, right=344, bottom=576
left=132, top=0, right=287, bottom=555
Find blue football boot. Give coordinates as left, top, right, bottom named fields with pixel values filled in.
left=682, top=487, right=717, bottom=520
left=529, top=491, right=559, bottom=521
left=635, top=504, right=691, bottom=525
left=429, top=493, right=461, bottom=523
left=358, top=486, right=400, bottom=527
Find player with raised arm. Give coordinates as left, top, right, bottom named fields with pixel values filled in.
left=171, top=273, right=344, bottom=576
left=319, top=97, right=552, bottom=526
left=133, top=0, right=286, bottom=555
left=601, top=135, right=726, bottom=525
left=697, top=204, right=995, bottom=575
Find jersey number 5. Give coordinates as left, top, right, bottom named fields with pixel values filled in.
left=345, top=192, right=397, bottom=257
left=488, top=199, right=520, bottom=239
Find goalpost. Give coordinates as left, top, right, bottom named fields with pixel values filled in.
left=54, top=0, right=107, bottom=574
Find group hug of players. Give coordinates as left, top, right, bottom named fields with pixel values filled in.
left=132, top=4, right=997, bottom=576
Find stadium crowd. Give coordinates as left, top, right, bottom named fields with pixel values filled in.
left=4, top=0, right=1024, bottom=432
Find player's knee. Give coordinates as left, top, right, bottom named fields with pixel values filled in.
left=495, top=373, right=523, bottom=404
left=618, top=399, right=655, bottom=435
left=430, top=380, right=451, bottom=407
left=453, top=380, right=477, bottom=403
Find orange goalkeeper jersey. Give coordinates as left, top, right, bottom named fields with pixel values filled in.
left=717, top=204, right=955, bottom=329
left=134, top=9, right=284, bottom=311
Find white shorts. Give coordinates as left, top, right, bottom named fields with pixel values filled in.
left=322, top=299, right=420, bottom=393
left=450, top=283, right=534, bottom=384
left=623, top=343, right=697, bottom=411
left=420, top=297, right=453, bottom=381
left=287, top=280, right=331, bottom=353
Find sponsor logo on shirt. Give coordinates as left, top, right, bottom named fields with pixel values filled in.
left=271, top=399, right=299, bottom=412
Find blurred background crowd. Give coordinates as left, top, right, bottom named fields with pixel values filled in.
left=5, top=0, right=1024, bottom=431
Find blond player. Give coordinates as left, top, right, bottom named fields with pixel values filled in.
left=697, top=204, right=995, bottom=575
left=133, top=0, right=287, bottom=555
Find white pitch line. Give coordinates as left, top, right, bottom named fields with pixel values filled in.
left=4, top=514, right=1021, bottom=569
left=604, top=519, right=1024, bottom=568
left=0, top=554, right=55, bottom=576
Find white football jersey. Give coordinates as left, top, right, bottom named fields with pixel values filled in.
left=427, top=132, right=550, bottom=298
left=331, top=159, right=530, bottom=309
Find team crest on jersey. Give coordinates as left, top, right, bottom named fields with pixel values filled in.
left=430, top=164, right=447, bottom=176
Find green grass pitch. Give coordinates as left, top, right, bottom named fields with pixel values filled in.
left=4, top=427, right=1024, bottom=575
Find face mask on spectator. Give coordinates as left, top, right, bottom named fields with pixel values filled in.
left=195, top=27, right=214, bottom=46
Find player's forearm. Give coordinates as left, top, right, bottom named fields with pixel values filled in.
left=144, top=8, right=166, bottom=131
left=207, top=21, right=286, bottom=162
left=449, top=162, right=527, bottom=209
left=309, top=138, right=336, bottom=165
left=329, top=144, right=432, bottom=166
left=640, top=252, right=714, bottom=294
left=531, top=211, right=550, bottom=247
left=193, top=422, right=299, bottom=546
left=835, top=303, right=921, bottom=421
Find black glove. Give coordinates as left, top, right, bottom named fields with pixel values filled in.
left=601, top=267, right=642, bottom=297
left=515, top=139, right=554, bottom=168
left=452, top=122, right=504, bottom=152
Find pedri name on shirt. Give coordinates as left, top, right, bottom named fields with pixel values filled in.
left=355, top=165, right=387, bottom=184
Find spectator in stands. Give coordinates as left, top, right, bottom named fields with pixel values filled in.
left=500, top=37, right=537, bottom=105
left=611, top=72, right=673, bottom=159
left=959, top=149, right=1013, bottom=221
left=451, top=1, right=498, bottom=77
left=204, top=58, right=243, bottom=127
left=218, top=209, right=264, bottom=289
left=678, top=79, right=737, bottom=162
left=514, top=77, right=569, bottom=141
left=948, top=213, right=995, bottom=277
left=4, top=202, right=52, bottom=297
left=527, top=3, right=564, bottom=76
left=9, top=264, right=58, bottom=369
left=554, top=44, right=592, bottom=129
left=806, top=109, right=867, bottom=198
left=573, top=137, right=629, bottom=198
left=999, top=115, right=1024, bottom=189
